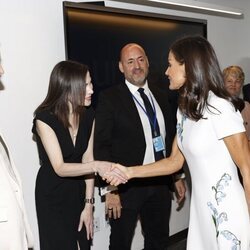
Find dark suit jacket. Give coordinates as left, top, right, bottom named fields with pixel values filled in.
left=94, top=82, right=177, bottom=203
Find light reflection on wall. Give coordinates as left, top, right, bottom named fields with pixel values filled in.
left=68, top=9, right=178, bottom=31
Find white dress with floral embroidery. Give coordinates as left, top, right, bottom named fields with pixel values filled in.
left=177, top=91, right=250, bottom=250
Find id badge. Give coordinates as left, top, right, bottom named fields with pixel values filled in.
left=153, top=135, right=165, bottom=152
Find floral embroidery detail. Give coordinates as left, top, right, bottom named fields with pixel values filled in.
left=207, top=202, right=228, bottom=237
left=220, top=230, right=241, bottom=250
left=177, top=114, right=186, bottom=142
left=207, top=173, right=241, bottom=249
left=212, top=173, right=231, bottom=205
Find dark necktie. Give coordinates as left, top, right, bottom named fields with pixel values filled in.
left=138, top=88, right=164, bottom=161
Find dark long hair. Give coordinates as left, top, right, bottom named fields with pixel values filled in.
left=34, top=60, right=89, bottom=127
left=170, top=36, right=240, bottom=121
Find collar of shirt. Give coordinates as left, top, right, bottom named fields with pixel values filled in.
left=125, top=79, right=150, bottom=97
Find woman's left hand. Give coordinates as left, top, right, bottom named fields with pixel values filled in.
left=78, top=204, right=94, bottom=240
left=174, top=178, right=186, bottom=204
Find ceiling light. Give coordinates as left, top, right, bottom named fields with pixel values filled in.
left=146, top=0, right=243, bottom=16
left=108, top=0, right=243, bottom=17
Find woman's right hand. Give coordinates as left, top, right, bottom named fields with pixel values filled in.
left=103, top=163, right=130, bottom=186
left=95, top=161, right=128, bottom=184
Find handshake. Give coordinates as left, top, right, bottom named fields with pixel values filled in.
left=94, top=161, right=130, bottom=186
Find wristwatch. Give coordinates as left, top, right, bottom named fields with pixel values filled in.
left=84, top=198, right=95, bottom=204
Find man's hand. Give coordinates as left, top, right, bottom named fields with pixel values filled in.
left=105, top=192, right=122, bottom=219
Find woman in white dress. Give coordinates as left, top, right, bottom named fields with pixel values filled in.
left=106, top=36, right=250, bottom=250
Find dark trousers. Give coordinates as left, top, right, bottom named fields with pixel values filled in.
left=109, top=185, right=171, bottom=250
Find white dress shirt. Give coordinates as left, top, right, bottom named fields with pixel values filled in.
left=125, top=80, right=166, bottom=164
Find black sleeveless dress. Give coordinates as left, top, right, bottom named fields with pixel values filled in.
left=32, top=107, right=94, bottom=250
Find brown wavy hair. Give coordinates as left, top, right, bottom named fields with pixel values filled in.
left=34, top=60, right=89, bottom=127
left=170, top=36, right=240, bottom=121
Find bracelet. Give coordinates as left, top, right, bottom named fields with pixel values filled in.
left=84, top=198, right=95, bottom=204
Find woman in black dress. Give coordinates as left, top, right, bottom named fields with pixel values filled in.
left=32, top=61, right=124, bottom=249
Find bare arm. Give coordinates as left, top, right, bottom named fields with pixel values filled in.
left=223, top=132, right=250, bottom=211
left=127, top=136, right=185, bottom=179
left=78, top=122, right=95, bottom=238
left=82, top=121, right=95, bottom=198
left=36, top=120, right=97, bottom=177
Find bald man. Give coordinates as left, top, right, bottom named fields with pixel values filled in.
left=94, top=43, right=185, bottom=250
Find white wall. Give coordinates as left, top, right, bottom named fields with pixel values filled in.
left=0, top=0, right=249, bottom=249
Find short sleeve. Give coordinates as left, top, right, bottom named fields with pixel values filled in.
left=208, top=94, right=245, bottom=139
left=32, top=110, right=57, bottom=135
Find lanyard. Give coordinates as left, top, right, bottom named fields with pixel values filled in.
left=132, top=92, right=158, bottom=134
